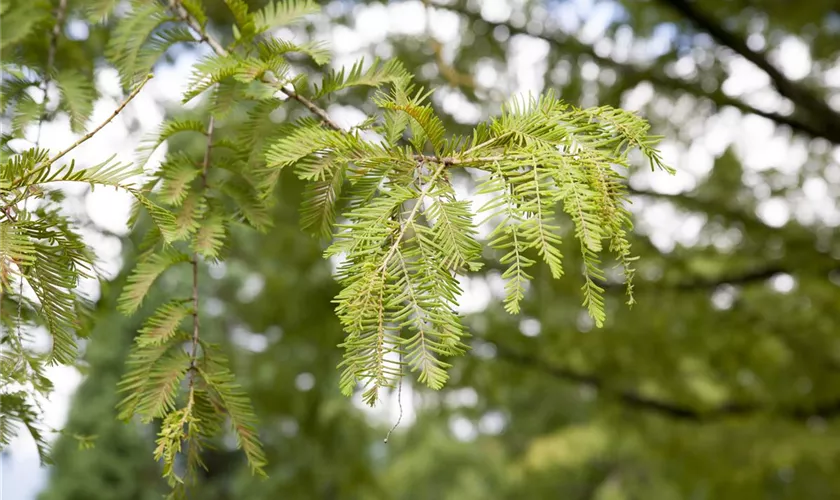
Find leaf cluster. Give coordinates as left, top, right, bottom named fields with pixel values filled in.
left=0, top=0, right=671, bottom=489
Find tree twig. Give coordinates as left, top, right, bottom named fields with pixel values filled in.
left=657, top=0, right=840, bottom=142
left=435, top=2, right=839, bottom=144
left=43, top=73, right=153, bottom=168
left=188, top=115, right=215, bottom=382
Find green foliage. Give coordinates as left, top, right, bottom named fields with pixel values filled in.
left=314, top=57, right=411, bottom=98
left=35, top=0, right=840, bottom=498
left=1, top=0, right=668, bottom=490
left=254, top=0, right=320, bottom=34
left=105, top=0, right=178, bottom=87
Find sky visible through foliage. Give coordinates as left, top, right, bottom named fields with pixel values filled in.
left=2, top=0, right=839, bottom=498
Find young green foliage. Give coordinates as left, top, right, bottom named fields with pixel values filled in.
left=1, top=0, right=672, bottom=488
left=0, top=74, right=172, bottom=462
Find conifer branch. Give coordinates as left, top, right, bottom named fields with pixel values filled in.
left=379, top=161, right=448, bottom=274
left=169, top=0, right=342, bottom=130
left=0, top=0, right=669, bottom=479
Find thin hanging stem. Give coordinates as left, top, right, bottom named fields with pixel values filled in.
left=46, top=75, right=153, bottom=167
left=22, top=74, right=154, bottom=186
left=384, top=362, right=404, bottom=444
left=188, top=115, right=215, bottom=381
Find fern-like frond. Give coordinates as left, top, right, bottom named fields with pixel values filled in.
left=300, top=160, right=344, bottom=239
left=314, top=58, right=409, bottom=99
left=557, top=166, right=608, bottom=326
left=254, top=0, right=319, bottom=34
left=0, top=222, right=36, bottom=267
left=579, top=105, right=672, bottom=173
left=220, top=178, right=274, bottom=232
left=118, top=250, right=191, bottom=315
left=158, top=153, right=199, bottom=206
left=55, top=70, right=96, bottom=133
left=126, top=187, right=182, bottom=243
left=106, top=0, right=174, bottom=87
left=224, top=0, right=257, bottom=43
left=192, top=212, right=227, bottom=260
left=0, top=392, right=51, bottom=465
left=183, top=54, right=242, bottom=103
left=172, top=193, right=207, bottom=241
left=376, top=82, right=445, bottom=153
left=136, top=299, right=193, bottom=347
left=515, top=164, right=565, bottom=279
left=477, top=166, right=534, bottom=314
left=116, top=333, right=186, bottom=421
left=426, top=188, right=482, bottom=273
left=256, top=38, right=330, bottom=66
left=137, top=118, right=208, bottom=168
left=154, top=405, right=195, bottom=485
left=26, top=155, right=140, bottom=188
left=18, top=215, right=94, bottom=365
left=134, top=350, right=191, bottom=421
left=84, top=0, right=121, bottom=22
left=131, top=27, right=197, bottom=87
left=199, top=349, right=267, bottom=476
left=0, top=1, right=51, bottom=47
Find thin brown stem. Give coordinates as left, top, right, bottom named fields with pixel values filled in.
left=28, top=74, right=153, bottom=178
left=188, top=115, right=215, bottom=380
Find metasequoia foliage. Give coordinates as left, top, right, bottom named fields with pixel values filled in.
left=0, top=0, right=671, bottom=492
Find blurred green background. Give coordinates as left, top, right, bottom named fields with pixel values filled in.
left=24, top=0, right=840, bottom=498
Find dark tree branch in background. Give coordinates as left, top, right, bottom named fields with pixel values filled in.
left=436, top=2, right=840, bottom=144
left=659, top=0, right=840, bottom=142
left=601, top=264, right=788, bottom=292
left=671, top=266, right=785, bottom=290
left=495, top=346, right=840, bottom=421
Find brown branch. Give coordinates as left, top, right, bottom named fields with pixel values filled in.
left=436, top=3, right=839, bottom=144
left=188, top=115, right=215, bottom=382
left=44, top=74, right=153, bottom=167
left=495, top=345, right=840, bottom=422
left=600, top=264, right=788, bottom=293
left=658, top=0, right=840, bottom=142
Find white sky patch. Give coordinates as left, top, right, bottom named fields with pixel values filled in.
left=480, top=0, right=513, bottom=24
left=773, top=36, right=812, bottom=81
left=771, top=273, right=796, bottom=294
left=757, top=197, right=792, bottom=227
left=508, top=35, right=550, bottom=97
left=456, top=275, right=493, bottom=315
left=231, top=325, right=270, bottom=353
left=387, top=1, right=427, bottom=36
